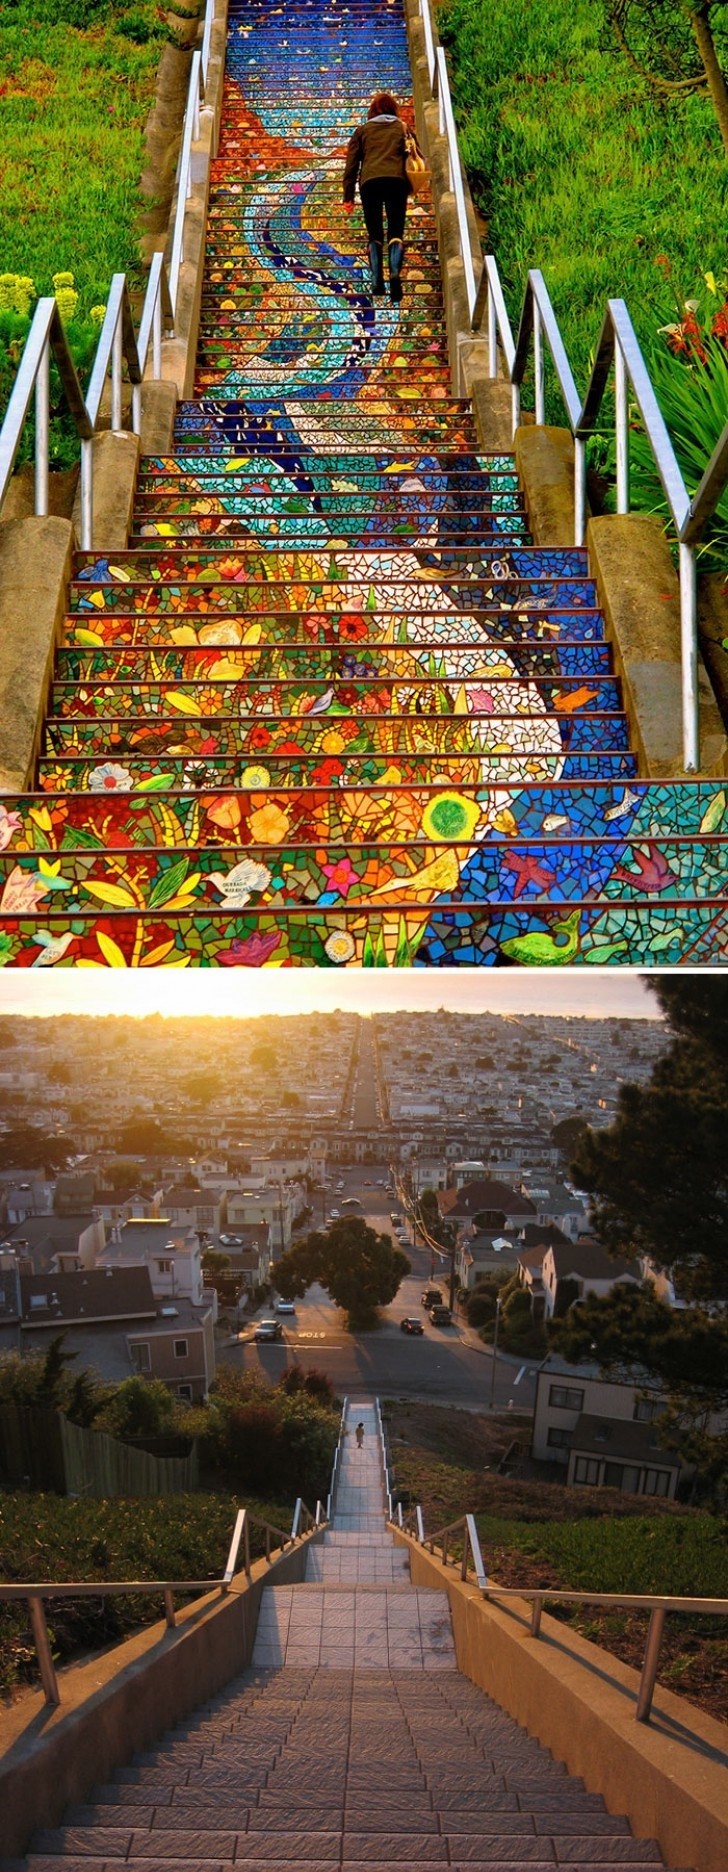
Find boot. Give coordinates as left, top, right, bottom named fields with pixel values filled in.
left=368, top=240, right=385, bottom=295
left=388, top=238, right=404, bottom=304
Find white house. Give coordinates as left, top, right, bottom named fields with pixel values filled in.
left=541, top=1239, right=642, bottom=1320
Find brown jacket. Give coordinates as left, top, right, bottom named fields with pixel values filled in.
left=343, top=116, right=412, bottom=201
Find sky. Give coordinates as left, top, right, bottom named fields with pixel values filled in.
left=0, top=971, right=666, bottom=1022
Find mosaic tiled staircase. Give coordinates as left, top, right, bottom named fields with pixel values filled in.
left=1, top=0, right=727, bottom=965
left=5, top=1404, right=688, bottom=1872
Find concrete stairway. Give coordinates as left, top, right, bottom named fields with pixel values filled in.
left=0, top=0, right=726, bottom=965
left=5, top=1403, right=690, bottom=1872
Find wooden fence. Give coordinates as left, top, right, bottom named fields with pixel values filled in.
left=0, top=1404, right=198, bottom=1496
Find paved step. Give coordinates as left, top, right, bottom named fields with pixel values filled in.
left=6, top=1402, right=680, bottom=1872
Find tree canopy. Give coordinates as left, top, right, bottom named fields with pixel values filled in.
left=605, top=0, right=728, bottom=157
left=274, top=1215, right=411, bottom=1327
left=571, top=979, right=728, bottom=1304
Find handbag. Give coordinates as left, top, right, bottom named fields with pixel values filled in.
left=404, top=128, right=430, bottom=195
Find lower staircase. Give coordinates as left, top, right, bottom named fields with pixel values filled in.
left=5, top=1403, right=688, bottom=1872
left=0, top=0, right=726, bottom=965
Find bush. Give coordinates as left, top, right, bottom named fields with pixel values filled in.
left=203, top=1369, right=339, bottom=1503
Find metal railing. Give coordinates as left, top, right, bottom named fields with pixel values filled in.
left=0, top=0, right=216, bottom=550
left=375, top=1397, right=391, bottom=1516
left=326, top=1394, right=348, bottom=1518
left=391, top=1503, right=728, bottom=1725
left=415, top=0, right=728, bottom=772
left=0, top=1495, right=323, bottom=1710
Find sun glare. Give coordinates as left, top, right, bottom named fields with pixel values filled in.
left=0, top=973, right=663, bottom=1022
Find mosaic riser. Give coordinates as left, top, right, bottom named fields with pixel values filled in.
left=71, top=579, right=599, bottom=616
left=7, top=781, right=725, bottom=852
left=3, top=0, right=725, bottom=967
left=56, top=645, right=615, bottom=681
left=1, top=843, right=726, bottom=917
left=62, top=611, right=610, bottom=649
left=2, top=904, right=727, bottom=969
left=37, top=753, right=641, bottom=789
left=42, top=716, right=642, bottom=758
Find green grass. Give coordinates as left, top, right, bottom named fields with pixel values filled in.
left=0, top=1488, right=291, bottom=1699
left=439, top=0, right=728, bottom=428
left=0, top=0, right=164, bottom=313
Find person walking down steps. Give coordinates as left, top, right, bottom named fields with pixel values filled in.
left=355, top=1420, right=365, bottom=1448
left=343, top=91, right=421, bottom=301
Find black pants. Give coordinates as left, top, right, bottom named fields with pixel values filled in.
left=359, top=177, right=408, bottom=246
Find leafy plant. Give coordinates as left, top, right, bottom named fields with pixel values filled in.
left=619, top=277, right=728, bottom=566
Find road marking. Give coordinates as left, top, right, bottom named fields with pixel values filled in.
left=513, top=1365, right=527, bottom=1386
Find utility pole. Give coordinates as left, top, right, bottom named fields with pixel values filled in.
left=489, top=1297, right=501, bottom=1410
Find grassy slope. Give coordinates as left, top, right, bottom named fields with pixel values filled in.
left=0, top=2, right=163, bottom=311
left=439, top=0, right=728, bottom=412
left=0, top=1489, right=290, bottom=1699
left=385, top=1402, right=728, bottom=1722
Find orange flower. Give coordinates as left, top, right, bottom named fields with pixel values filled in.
left=248, top=801, right=290, bottom=844
left=205, top=794, right=243, bottom=830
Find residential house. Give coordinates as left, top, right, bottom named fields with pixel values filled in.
left=225, top=1184, right=294, bottom=1254
left=519, top=1180, right=589, bottom=1242
left=532, top=1355, right=683, bottom=1499
left=97, top=1218, right=207, bottom=1306
left=438, top=1177, right=536, bottom=1232
left=12, top=1267, right=215, bottom=1402
left=158, top=1185, right=221, bottom=1237
left=541, top=1239, right=642, bottom=1321
left=456, top=1231, right=521, bottom=1291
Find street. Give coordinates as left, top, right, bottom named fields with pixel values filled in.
left=220, top=1162, right=539, bottom=1414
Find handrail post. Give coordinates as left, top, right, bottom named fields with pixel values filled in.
left=163, top=1589, right=176, bottom=1628
left=461, top=1522, right=469, bottom=1582
left=243, top=1510, right=251, bottom=1581
left=533, top=301, right=545, bottom=425
left=27, top=1594, right=59, bottom=1706
left=574, top=435, right=587, bottom=548
left=80, top=437, right=93, bottom=552
left=34, top=341, right=49, bottom=517
left=265, top=1525, right=271, bottom=1563
left=530, top=1595, right=543, bottom=1637
left=416, top=1506, right=424, bottom=1543
left=111, top=311, right=123, bottom=432
left=487, top=280, right=497, bottom=379
left=679, top=542, right=699, bottom=772
left=636, top=1606, right=666, bottom=1723
left=615, top=338, right=629, bottom=513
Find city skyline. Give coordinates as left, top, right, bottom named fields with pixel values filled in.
left=0, top=971, right=667, bottom=1022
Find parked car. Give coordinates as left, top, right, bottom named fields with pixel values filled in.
left=421, top=1287, right=443, bottom=1308
left=329, top=1207, right=340, bottom=1219
left=400, top=1317, right=424, bottom=1336
left=390, top=1212, right=400, bottom=1224
left=274, top=1299, right=296, bottom=1315
left=254, top=1319, right=283, bottom=1341
left=429, top=1304, right=453, bottom=1327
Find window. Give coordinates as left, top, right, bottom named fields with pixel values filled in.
left=177, top=1384, right=193, bottom=1402
left=157, top=1259, right=172, bottom=1274
left=174, top=1338, right=189, bottom=1359
left=633, top=1398, right=659, bottom=1423
left=132, top=1342, right=151, bottom=1373
left=548, top=1385, right=584, bottom=1410
left=547, top=1427, right=571, bottom=1449
left=643, top=1468, right=670, bottom=1498
left=604, top=1461, right=641, bottom=1493
left=573, top=1456, right=600, bottom=1486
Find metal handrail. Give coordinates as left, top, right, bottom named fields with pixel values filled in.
left=0, top=0, right=216, bottom=547
left=1, top=1496, right=322, bottom=1709
left=414, top=0, right=728, bottom=774
left=291, top=1497, right=319, bottom=1538
left=326, top=1394, right=348, bottom=1518
left=391, top=1505, right=728, bottom=1724
left=375, top=1396, right=393, bottom=1518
